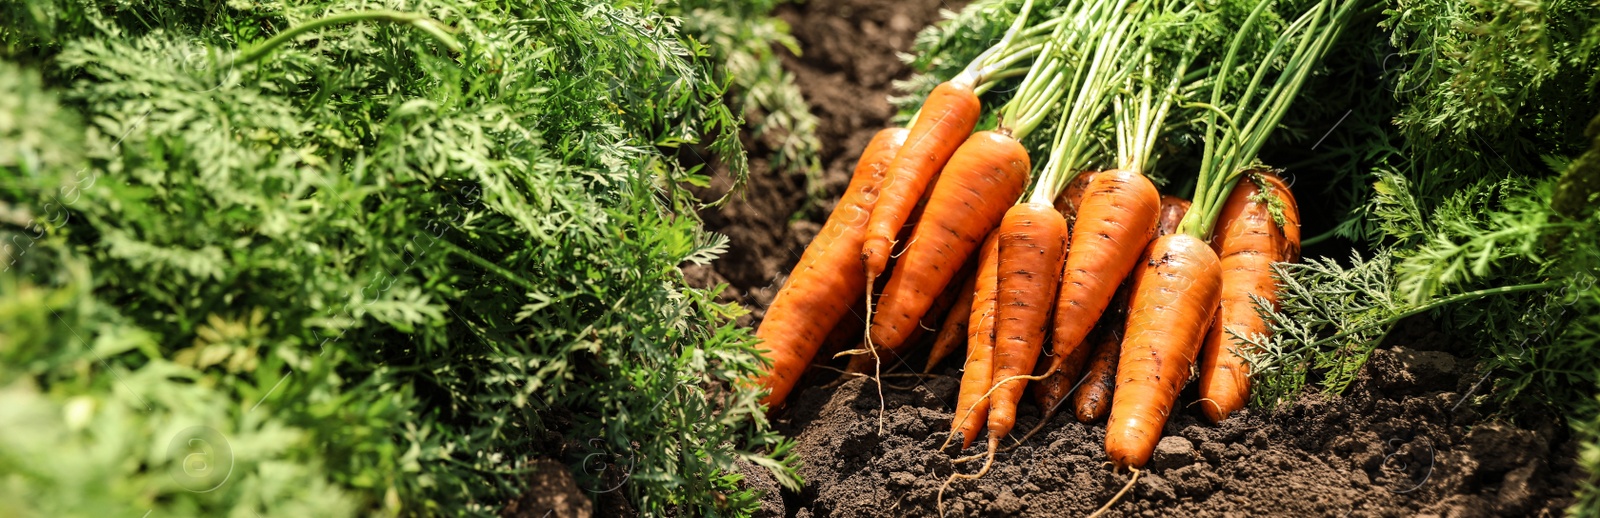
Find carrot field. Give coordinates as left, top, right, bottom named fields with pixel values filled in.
left=2, top=0, right=1599, bottom=516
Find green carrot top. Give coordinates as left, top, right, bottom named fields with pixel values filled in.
left=1176, top=0, right=1357, bottom=239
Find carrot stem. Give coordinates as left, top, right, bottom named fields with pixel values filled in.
left=1178, top=0, right=1356, bottom=239
left=1026, top=0, right=1145, bottom=204
left=1276, top=279, right=1561, bottom=359
left=229, top=10, right=461, bottom=67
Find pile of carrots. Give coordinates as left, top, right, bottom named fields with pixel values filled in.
left=749, top=0, right=1353, bottom=491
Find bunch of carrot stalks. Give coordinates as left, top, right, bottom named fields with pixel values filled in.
left=748, top=0, right=1354, bottom=487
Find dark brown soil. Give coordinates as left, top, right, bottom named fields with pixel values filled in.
left=504, top=459, right=594, bottom=518
left=753, top=338, right=1582, bottom=517
left=700, top=0, right=1585, bottom=516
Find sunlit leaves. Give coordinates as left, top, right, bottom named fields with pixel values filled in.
left=1, top=0, right=794, bottom=515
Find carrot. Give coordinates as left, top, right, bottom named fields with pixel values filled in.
left=1095, top=0, right=1350, bottom=476
left=924, top=270, right=977, bottom=372
left=950, top=231, right=1002, bottom=450
left=1042, top=169, right=1159, bottom=383
left=1025, top=170, right=1099, bottom=411
left=942, top=0, right=1130, bottom=466
left=1073, top=326, right=1122, bottom=422
left=1158, top=195, right=1191, bottom=236
left=985, top=201, right=1069, bottom=448
left=1104, top=233, right=1221, bottom=468
left=860, top=79, right=982, bottom=284
left=939, top=0, right=1141, bottom=509
left=1072, top=195, right=1188, bottom=422
left=1053, top=170, right=1098, bottom=220
left=865, top=130, right=1030, bottom=357
left=1197, top=172, right=1300, bottom=423
left=752, top=128, right=909, bottom=407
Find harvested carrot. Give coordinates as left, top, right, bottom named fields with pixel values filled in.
left=957, top=0, right=1139, bottom=457
left=950, top=231, right=1002, bottom=449
left=1104, top=234, right=1221, bottom=468
left=1087, top=16, right=1204, bottom=468
left=940, top=1, right=1144, bottom=509
left=866, top=130, right=1031, bottom=356
left=1027, top=170, right=1099, bottom=411
left=985, top=201, right=1069, bottom=447
left=1053, top=170, right=1098, bottom=220
left=860, top=79, right=982, bottom=284
left=1197, top=172, right=1300, bottom=422
left=1071, top=195, right=1188, bottom=421
left=1043, top=169, right=1159, bottom=381
left=1102, top=0, right=1352, bottom=455
left=752, top=128, right=908, bottom=407
left=1158, top=195, right=1190, bottom=236
left=1073, top=326, right=1122, bottom=422
left=925, top=270, right=978, bottom=372
left=1101, top=0, right=1353, bottom=467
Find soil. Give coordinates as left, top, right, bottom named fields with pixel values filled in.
left=697, top=0, right=1587, bottom=516
left=748, top=336, right=1583, bottom=517
left=503, top=458, right=594, bottom=518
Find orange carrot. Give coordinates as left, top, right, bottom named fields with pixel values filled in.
left=951, top=231, right=1002, bottom=449
left=1105, top=234, right=1221, bottom=468
left=925, top=270, right=978, bottom=372
left=985, top=201, right=1069, bottom=449
left=1073, top=326, right=1122, bottom=422
left=753, top=128, right=909, bottom=407
left=1053, top=170, right=1098, bottom=221
left=865, top=131, right=1030, bottom=357
left=1026, top=171, right=1100, bottom=411
left=860, top=80, right=982, bottom=284
left=1197, top=172, right=1300, bottom=423
left=1096, top=0, right=1347, bottom=466
left=1158, top=195, right=1191, bottom=237
left=1042, top=170, right=1159, bottom=384
left=1072, top=195, right=1189, bottom=422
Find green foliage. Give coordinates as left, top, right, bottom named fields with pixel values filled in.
left=1390, top=175, right=1552, bottom=304
left=1381, top=0, right=1600, bottom=145
left=1248, top=157, right=1598, bottom=400
left=2, top=61, right=365, bottom=518
left=1248, top=0, right=1600, bottom=500
left=1, top=1, right=795, bottom=516
left=1245, top=252, right=1400, bottom=404
left=671, top=0, right=821, bottom=188
left=1572, top=396, right=1600, bottom=517
left=1174, top=0, right=1600, bottom=504
left=0, top=266, right=365, bottom=517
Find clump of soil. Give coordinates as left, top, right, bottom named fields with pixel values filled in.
left=699, top=0, right=1585, bottom=516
